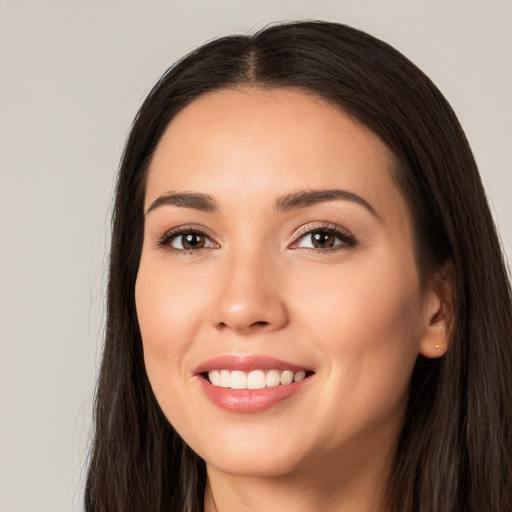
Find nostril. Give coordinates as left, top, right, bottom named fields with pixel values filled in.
left=250, top=321, right=270, bottom=328
left=215, top=319, right=272, bottom=333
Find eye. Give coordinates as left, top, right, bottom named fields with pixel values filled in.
left=291, top=225, right=357, bottom=251
left=171, top=232, right=215, bottom=250
left=299, top=230, right=339, bottom=249
left=157, top=228, right=218, bottom=252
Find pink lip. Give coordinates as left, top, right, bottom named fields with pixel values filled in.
left=197, top=376, right=312, bottom=413
left=193, top=354, right=311, bottom=374
left=193, top=355, right=314, bottom=413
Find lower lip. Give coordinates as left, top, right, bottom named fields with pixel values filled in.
left=197, top=376, right=311, bottom=413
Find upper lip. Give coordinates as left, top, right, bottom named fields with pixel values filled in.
left=193, top=355, right=313, bottom=374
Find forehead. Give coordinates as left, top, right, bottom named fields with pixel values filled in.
left=145, top=87, right=407, bottom=226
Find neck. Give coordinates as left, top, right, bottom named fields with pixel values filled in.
left=204, top=443, right=393, bottom=512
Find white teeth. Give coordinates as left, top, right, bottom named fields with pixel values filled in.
left=207, top=369, right=309, bottom=389
left=230, top=370, right=247, bottom=389
left=294, top=371, right=306, bottom=382
left=209, top=369, right=220, bottom=386
left=247, top=370, right=266, bottom=389
left=280, top=370, right=294, bottom=385
left=220, top=369, right=231, bottom=388
left=266, top=369, right=281, bottom=387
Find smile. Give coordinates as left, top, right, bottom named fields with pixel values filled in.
left=194, top=355, right=314, bottom=413
left=207, top=369, right=307, bottom=389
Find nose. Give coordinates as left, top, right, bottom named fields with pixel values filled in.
left=210, top=250, right=289, bottom=335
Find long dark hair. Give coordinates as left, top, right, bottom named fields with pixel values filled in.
left=85, top=21, right=512, bottom=512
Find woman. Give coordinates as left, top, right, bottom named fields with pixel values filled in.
left=85, top=21, right=512, bottom=512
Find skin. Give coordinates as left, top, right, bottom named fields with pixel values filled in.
left=135, top=88, right=450, bottom=512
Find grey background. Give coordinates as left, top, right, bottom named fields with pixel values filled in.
left=0, top=1, right=510, bottom=510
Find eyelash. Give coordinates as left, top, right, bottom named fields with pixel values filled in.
left=156, top=223, right=358, bottom=255
left=156, top=226, right=218, bottom=255
left=290, top=223, right=358, bottom=253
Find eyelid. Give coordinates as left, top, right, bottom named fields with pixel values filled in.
left=156, top=224, right=220, bottom=250
left=289, top=222, right=358, bottom=250
left=154, top=222, right=357, bottom=253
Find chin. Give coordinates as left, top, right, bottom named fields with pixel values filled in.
left=205, top=452, right=301, bottom=478
left=193, top=434, right=306, bottom=478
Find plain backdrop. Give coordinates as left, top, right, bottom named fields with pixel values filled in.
left=0, top=1, right=510, bottom=510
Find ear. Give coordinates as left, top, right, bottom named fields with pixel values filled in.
left=418, top=260, right=455, bottom=359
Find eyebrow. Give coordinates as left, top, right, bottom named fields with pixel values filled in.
left=146, top=188, right=380, bottom=220
left=275, top=189, right=381, bottom=220
left=146, top=192, right=219, bottom=215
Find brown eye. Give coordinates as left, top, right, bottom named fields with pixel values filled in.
left=311, top=231, right=335, bottom=248
left=169, top=231, right=215, bottom=250
left=182, top=233, right=205, bottom=249
left=292, top=226, right=357, bottom=251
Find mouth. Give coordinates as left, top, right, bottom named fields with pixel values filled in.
left=194, top=355, right=315, bottom=413
left=203, top=369, right=313, bottom=389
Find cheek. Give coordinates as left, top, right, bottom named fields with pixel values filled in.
left=135, top=261, right=204, bottom=388
left=296, top=250, right=422, bottom=336
left=295, top=256, right=424, bottom=417
left=341, top=276, right=421, bottom=352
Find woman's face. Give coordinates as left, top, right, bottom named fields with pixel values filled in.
left=135, top=88, right=446, bottom=478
